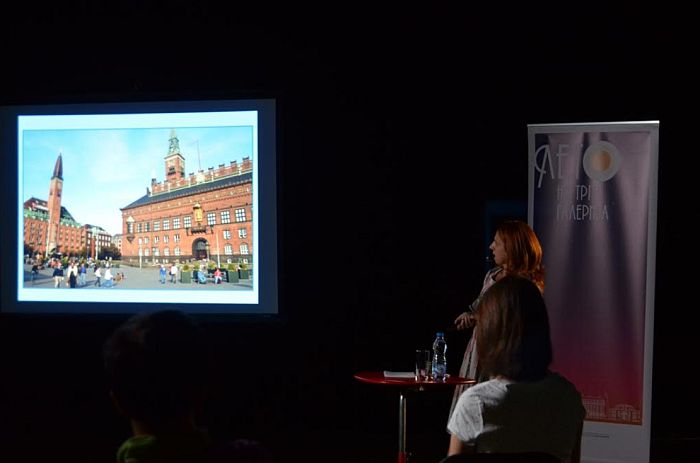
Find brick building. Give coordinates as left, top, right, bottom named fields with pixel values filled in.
left=23, top=154, right=112, bottom=258
left=111, top=234, right=123, bottom=253
left=120, top=130, right=253, bottom=266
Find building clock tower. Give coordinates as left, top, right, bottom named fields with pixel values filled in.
left=164, top=129, right=186, bottom=181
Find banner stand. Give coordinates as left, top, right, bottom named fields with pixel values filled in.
left=528, top=122, right=659, bottom=463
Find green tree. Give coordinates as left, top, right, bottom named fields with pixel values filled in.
left=99, top=244, right=122, bottom=260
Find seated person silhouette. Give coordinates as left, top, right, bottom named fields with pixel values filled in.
left=446, top=276, right=585, bottom=463
left=103, top=310, right=272, bottom=463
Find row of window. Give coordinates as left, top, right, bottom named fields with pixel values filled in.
left=26, top=234, right=111, bottom=245
left=136, top=229, right=247, bottom=246
left=26, top=229, right=112, bottom=243
left=140, top=243, right=249, bottom=257
left=129, top=209, right=247, bottom=234
left=26, top=231, right=98, bottom=240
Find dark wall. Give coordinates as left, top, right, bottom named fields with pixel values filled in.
left=1, top=3, right=696, bottom=462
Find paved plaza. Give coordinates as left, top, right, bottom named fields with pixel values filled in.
left=23, top=264, right=253, bottom=291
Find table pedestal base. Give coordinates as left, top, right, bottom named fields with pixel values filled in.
left=353, top=372, right=475, bottom=463
left=398, top=390, right=407, bottom=463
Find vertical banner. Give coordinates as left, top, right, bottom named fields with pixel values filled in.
left=528, top=122, right=659, bottom=463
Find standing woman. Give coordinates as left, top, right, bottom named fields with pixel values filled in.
left=68, top=261, right=78, bottom=288
left=449, top=220, right=545, bottom=418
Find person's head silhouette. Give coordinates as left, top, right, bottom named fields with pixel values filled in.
left=103, top=310, right=211, bottom=435
left=104, top=310, right=272, bottom=463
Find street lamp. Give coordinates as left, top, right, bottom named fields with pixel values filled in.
left=138, top=242, right=143, bottom=269
left=205, top=242, right=210, bottom=263
left=215, top=232, right=221, bottom=268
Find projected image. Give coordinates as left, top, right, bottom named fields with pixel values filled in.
left=18, top=111, right=261, bottom=305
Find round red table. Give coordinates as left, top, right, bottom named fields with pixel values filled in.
left=354, top=371, right=476, bottom=463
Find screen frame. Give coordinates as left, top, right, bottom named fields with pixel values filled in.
left=0, top=98, right=279, bottom=319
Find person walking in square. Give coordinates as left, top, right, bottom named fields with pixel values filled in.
left=104, top=266, right=114, bottom=287
left=30, top=263, right=39, bottom=285
left=52, top=262, right=65, bottom=288
left=68, top=261, right=78, bottom=288
left=170, top=263, right=178, bottom=284
left=78, top=262, right=87, bottom=287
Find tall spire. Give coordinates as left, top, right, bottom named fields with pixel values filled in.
left=52, top=152, right=63, bottom=180
left=46, top=151, right=64, bottom=256
left=168, top=129, right=181, bottom=156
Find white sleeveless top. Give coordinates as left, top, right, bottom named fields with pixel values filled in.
left=447, top=372, right=585, bottom=462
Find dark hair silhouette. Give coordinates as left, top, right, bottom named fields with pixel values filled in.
left=476, top=276, right=552, bottom=381
left=103, top=310, right=212, bottom=427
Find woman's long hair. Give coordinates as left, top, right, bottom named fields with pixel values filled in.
left=497, top=220, right=545, bottom=293
left=476, top=276, right=552, bottom=381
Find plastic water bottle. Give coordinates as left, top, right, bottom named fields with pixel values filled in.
left=432, top=332, right=447, bottom=381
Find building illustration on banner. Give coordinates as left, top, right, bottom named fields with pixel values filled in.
left=582, top=396, right=642, bottom=424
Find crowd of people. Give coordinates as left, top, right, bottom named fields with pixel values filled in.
left=26, top=257, right=232, bottom=288
left=37, top=258, right=125, bottom=288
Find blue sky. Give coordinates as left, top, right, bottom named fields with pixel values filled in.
left=21, top=121, right=254, bottom=236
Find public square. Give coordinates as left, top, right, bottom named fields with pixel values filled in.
left=23, top=263, right=253, bottom=291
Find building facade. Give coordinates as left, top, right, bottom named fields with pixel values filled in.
left=24, top=196, right=84, bottom=256
left=120, top=130, right=253, bottom=266
left=111, top=234, right=123, bottom=253
left=23, top=154, right=112, bottom=258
